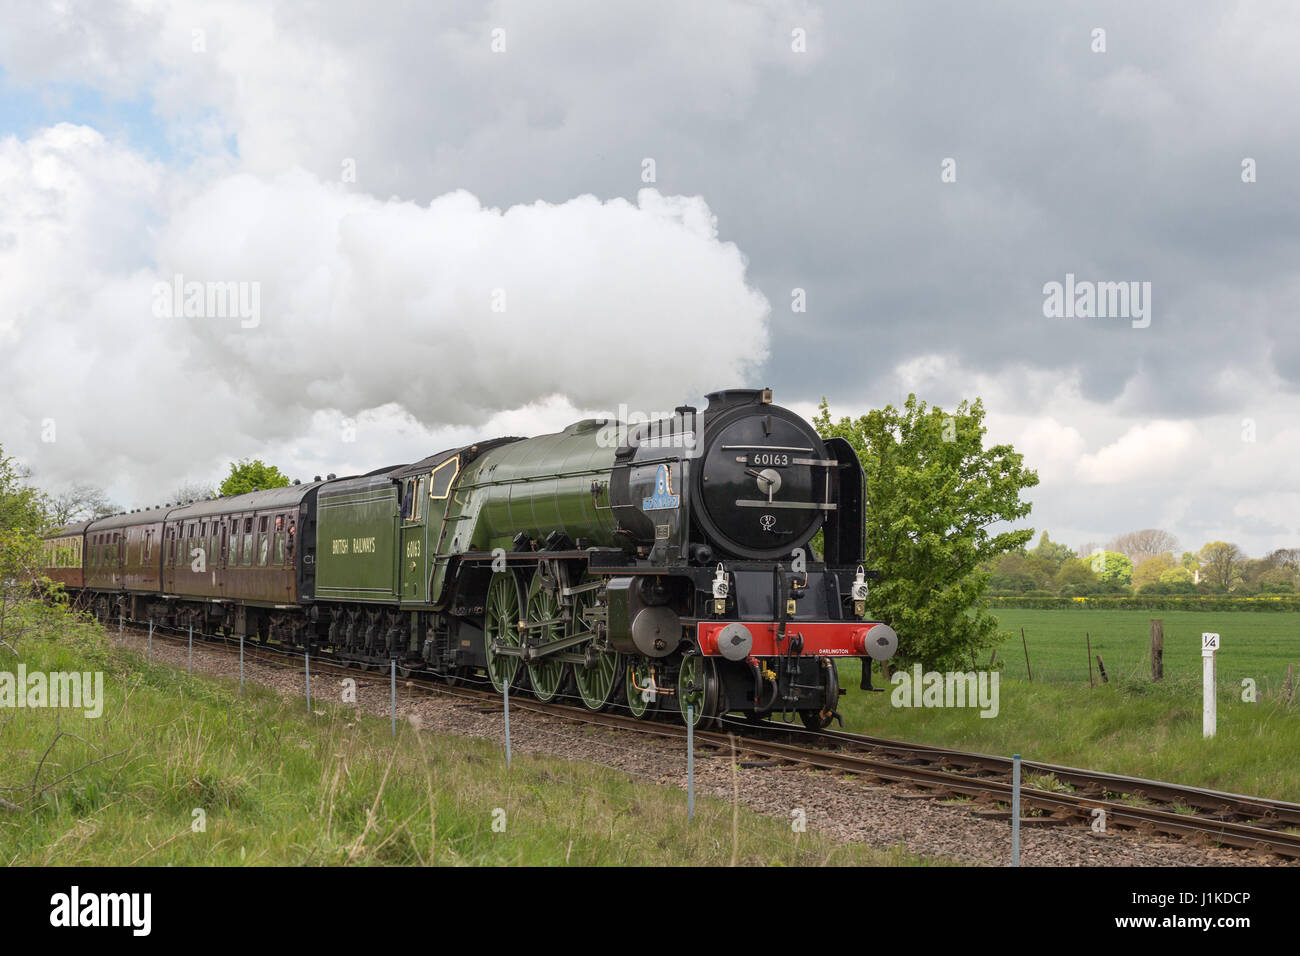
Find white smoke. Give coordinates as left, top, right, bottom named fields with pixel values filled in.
left=0, top=124, right=770, bottom=502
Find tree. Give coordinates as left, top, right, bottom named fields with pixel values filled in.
left=0, top=444, right=47, bottom=534
left=171, top=481, right=215, bottom=505
left=1141, top=565, right=1198, bottom=594
left=813, top=394, right=1039, bottom=669
left=1107, top=529, right=1179, bottom=564
left=0, top=445, right=52, bottom=647
left=1030, top=531, right=1075, bottom=569
left=1266, top=548, right=1300, bottom=570
left=989, top=553, right=1048, bottom=593
left=1132, top=554, right=1175, bottom=590
left=1084, top=549, right=1133, bottom=586
left=1240, top=557, right=1273, bottom=593
left=217, top=460, right=291, bottom=498
left=1257, top=566, right=1296, bottom=594
left=1054, top=559, right=1100, bottom=594
left=47, top=483, right=119, bottom=526
left=1198, top=541, right=1244, bottom=592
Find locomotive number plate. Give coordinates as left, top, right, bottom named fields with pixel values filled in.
left=745, top=452, right=790, bottom=467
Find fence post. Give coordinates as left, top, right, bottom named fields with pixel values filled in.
left=118, top=609, right=123, bottom=640
left=1020, top=628, right=1032, bottom=682
left=305, top=648, right=311, bottom=712
left=188, top=623, right=193, bottom=673
left=503, top=677, right=512, bottom=767
left=1011, top=753, right=1021, bottom=866
left=1150, top=619, right=1164, bottom=682
left=148, top=618, right=153, bottom=662
left=391, top=658, right=397, bottom=738
left=239, top=632, right=244, bottom=693
left=687, top=705, right=695, bottom=822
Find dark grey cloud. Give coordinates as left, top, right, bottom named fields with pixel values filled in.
left=3, top=0, right=1299, bottom=554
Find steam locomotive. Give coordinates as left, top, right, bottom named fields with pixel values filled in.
left=41, top=388, right=898, bottom=728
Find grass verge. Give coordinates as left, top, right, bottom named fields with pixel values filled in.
left=1, top=601, right=940, bottom=866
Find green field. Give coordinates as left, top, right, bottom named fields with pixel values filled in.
left=986, top=608, right=1300, bottom=687
left=830, top=608, right=1300, bottom=803
left=1, top=602, right=936, bottom=866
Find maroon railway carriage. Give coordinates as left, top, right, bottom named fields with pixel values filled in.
left=39, top=520, right=91, bottom=591
left=43, top=483, right=325, bottom=638
left=156, top=483, right=325, bottom=640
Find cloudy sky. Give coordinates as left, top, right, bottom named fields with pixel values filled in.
left=1, top=1, right=1298, bottom=557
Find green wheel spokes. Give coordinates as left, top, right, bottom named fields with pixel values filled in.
left=626, top=660, right=658, bottom=719
left=575, top=644, right=622, bottom=711
left=677, top=654, right=718, bottom=727
left=484, top=573, right=521, bottom=694
left=526, top=583, right=568, bottom=703
left=571, top=583, right=622, bottom=711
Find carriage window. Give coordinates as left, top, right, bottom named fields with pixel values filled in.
left=274, top=513, right=287, bottom=564
left=429, top=457, right=459, bottom=499
left=242, top=517, right=254, bottom=565
left=257, top=516, right=270, bottom=566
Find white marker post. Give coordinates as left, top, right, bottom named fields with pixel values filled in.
left=1202, top=632, right=1220, bottom=738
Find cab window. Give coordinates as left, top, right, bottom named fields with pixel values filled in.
left=429, top=457, right=459, bottom=499
left=401, top=479, right=417, bottom=521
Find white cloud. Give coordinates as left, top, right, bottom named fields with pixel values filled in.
left=1075, top=421, right=1199, bottom=485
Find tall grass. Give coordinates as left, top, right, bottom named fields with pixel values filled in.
left=1, top=602, right=938, bottom=866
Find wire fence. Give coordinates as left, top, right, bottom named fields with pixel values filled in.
left=101, top=610, right=839, bottom=859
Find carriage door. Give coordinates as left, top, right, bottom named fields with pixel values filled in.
left=400, top=475, right=427, bottom=603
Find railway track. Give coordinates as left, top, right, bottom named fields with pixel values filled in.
left=111, top=615, right=1300, bottom=861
